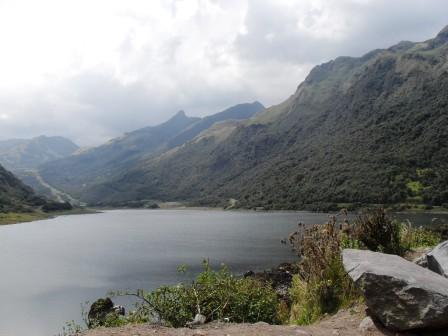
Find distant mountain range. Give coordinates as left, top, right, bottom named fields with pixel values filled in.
left=38, top=102, right=265, bottom=198
left=69, top=26, right=448, bottom=209
left=0, top=135, right=78, bottom=170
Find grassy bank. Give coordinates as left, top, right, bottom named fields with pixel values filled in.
left=0, top=208, right=99, bottom=226
left=0, top=212, right=50, bottom=225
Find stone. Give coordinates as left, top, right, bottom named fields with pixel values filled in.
left=343, top=249, right=448, bottom=331
left=414, top=254, right=429, bottom=268
left=427, top=241, right=448, bottom=278
left=187, top=313, right=206, bottom=327
left=87, top=297, right=115, bottom=328
left=358, top=316, right=376, bottom=334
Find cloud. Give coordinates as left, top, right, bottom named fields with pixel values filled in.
left=0, top=0, right=447, bottom=146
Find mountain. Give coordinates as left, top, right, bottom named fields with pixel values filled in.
left=0, top=135, right=79, bottom=170
left=39, top=102, right=265, bottom=197
left=0, top=164, right=46, bottom=212
left=82, top=27, right=448, bottom=209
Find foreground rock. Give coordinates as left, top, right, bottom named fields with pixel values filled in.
left=343, top=249, right=448, bottom=331
left=427, top=241, right=448, bottom=277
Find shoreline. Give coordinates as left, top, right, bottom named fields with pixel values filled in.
left=2, top=205, right=447, bottom=227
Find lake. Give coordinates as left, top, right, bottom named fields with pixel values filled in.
left=0, top=209, right=445, bottom=336
left=0, top=209, right=331, bottom=336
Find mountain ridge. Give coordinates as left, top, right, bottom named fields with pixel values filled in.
left=80, top=26, right=448, bottom=209
left=39, top=102, right=265, bottom=197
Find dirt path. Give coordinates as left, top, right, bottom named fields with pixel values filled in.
left=80, top=307, right=388, bottom=336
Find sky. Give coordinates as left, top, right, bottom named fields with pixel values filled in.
left=0, top=0, right=447, bottom=146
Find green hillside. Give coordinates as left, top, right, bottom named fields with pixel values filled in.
left=82, top=26, right=448, bottom=209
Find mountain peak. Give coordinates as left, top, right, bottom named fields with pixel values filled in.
left=174, top=110, right=187, bottom=118
left=436, top=25, right=448, bottom=41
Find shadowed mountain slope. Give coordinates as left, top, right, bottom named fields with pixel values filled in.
left=0, top=164, right=46, bottom=212
left=39, top=102, right=265, bottom=197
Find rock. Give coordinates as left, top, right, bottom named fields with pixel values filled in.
left=243, top=270, right=255, bottom=278
left=358, top=316, right=376, bottom=334
left=414, top=254, right=429, bottom=268
left=187, top=313, right=206, bottom=327
left=343, top=249, right=448, bottom=331
left=88, top=297, right=115, bottom=328
left=113, top=305, right=125, bottom=315
left=253, top=263, right=295, bottom=301
left=427, top=241, right=448, bottom=278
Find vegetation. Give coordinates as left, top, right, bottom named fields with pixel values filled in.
left=288, top=209, right=441, bottom=325
left=104, top=261, right=279, bottom=328
left=289, top=217, right=361, bottom=325
left=0, top=212, right=49, bottom=225
left=42, top=201, right=73, bottom=212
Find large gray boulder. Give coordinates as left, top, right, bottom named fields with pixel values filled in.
left=427, top=241, right=448, bottom=277
left=343, top=249, right=448, bottom=331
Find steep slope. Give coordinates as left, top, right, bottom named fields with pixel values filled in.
left=84, top=27, right=448, bottom=208
left=40, top=102, right=264, bottom=197
left=0, top=164, right=46, bottom=212
left=0, top=135, right=78, bottom=170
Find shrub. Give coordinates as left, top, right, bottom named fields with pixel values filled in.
left=110, top=261, right=279, bottom=328
left=352, top=209, right=404, bottom=255
left=349, top=209, right=441, bottom=255
left=42, top=201, right=72, bottom=212
left=289, top=217, right=360, bottom=325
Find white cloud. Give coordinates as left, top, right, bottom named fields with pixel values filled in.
left=0, top=0, right=446, bottom=145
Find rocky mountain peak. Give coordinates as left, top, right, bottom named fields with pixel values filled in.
left=436, top=25, right=448, bottom=41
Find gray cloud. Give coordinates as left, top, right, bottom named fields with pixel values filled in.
left=0, top=0, right=447, bottom=146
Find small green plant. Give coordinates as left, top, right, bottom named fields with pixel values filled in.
left=400, top=222, right=441, bottom=250
left=58, top=320, right=84, bottom=336
left=110, top=261, right=279, bottom=328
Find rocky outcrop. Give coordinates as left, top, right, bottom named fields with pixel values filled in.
left=427, top=241, right=448, bottom=278
left=343, top=249, right=448, bottom=331
left=246, top=263, right=297, bottom=302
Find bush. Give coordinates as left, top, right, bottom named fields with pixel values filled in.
left=110, top=261, right=280, bottom=328
left=352, top=209, right=403, bottom=255
left=289, top=217, right=360, bottom=325
left=42, top=201, right=73, bottom=212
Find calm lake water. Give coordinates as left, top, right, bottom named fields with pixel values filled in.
left=0, top=209, right=445, bottom=336
left=0, top=209, right=330, bottom=336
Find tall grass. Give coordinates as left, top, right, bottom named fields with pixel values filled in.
left=289, top=216, right=360, bottom=325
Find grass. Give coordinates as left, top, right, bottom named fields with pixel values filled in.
left=0, top=208, right=98, bottom=226
left=289, top=217, right=361, bottom=325
left=0, top=212, right=50, bottom=225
